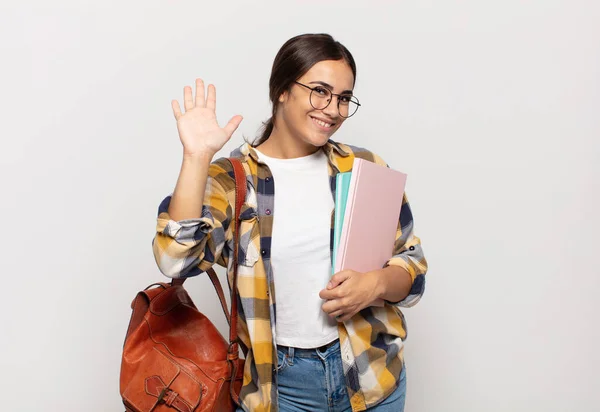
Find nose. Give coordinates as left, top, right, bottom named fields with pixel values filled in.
left=321, top=98, right=339, bottom=119
left=322, top=99, right=338, bottom=119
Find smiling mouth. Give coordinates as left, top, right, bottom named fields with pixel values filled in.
left=310, top=116, right=335, bottom=129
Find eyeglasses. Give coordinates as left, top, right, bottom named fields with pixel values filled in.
left=294, top=81, right=361, bottom=118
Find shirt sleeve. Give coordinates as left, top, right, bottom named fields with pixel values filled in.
left=384, top=193, right=428, bottom=307
left=151, top=161, right=234, bottom=279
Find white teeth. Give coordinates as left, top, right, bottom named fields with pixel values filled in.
left=313, top=117, right=332, bottom=128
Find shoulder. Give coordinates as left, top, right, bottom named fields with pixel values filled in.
left=207, top=141, right=252, bottom=177
left=208, top=145, right=253, bottom=193
left=206, top=157, right=237, bottom=193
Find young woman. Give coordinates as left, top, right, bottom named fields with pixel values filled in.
left=153, top=33, right=427, bottom=412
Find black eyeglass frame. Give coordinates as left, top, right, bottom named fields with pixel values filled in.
left=293, top=81, right=361, bottom=118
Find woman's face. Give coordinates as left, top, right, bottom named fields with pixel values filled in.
left=277, top=59, right=355, bottom=148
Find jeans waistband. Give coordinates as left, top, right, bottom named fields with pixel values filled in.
left=277, top=339, right=340, bottom=358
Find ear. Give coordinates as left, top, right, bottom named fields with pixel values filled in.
left=278, top=90, right=288, bottom=103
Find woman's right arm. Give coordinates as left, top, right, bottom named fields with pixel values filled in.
left=167, top=153, right=213, bottom=222
left=152, top=78, right=243, bottom=278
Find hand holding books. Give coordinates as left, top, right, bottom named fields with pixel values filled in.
left=327, top=158, right=408, bottom=311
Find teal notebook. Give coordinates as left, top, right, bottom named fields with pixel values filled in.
left=332, top=172, right=352, bottom=274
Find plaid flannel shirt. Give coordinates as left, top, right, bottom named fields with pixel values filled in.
left=152, top=139, right=427, bottom=411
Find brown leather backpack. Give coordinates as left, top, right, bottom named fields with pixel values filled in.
left=120, top=158, right=247, bottom=412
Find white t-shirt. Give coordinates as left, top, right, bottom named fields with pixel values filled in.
left=254, top=148, right=338, bottom=348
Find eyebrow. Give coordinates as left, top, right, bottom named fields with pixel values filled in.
left=309, top=81, right=353, bottom=95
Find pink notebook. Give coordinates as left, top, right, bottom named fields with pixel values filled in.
left=334, top=159, right=407, bottom=305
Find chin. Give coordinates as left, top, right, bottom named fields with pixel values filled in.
left=303, top=133, right=333, bottom=148
left=306, top=126, right=340, bottom=146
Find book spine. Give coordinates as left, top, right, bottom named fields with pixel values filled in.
left=335, top=159, right=362, bottom=273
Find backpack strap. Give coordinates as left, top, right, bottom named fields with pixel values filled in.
left=225, top=157, right=247, bottom=407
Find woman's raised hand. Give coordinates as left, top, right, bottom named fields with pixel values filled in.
left=172, top=78, right=243, bottom=158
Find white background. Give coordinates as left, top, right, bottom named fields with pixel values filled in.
left=1, top=1, right=598, bottom=411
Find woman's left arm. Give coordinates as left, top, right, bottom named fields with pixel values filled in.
left=376, top=193, right=428, bottom=307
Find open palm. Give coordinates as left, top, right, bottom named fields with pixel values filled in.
left=172, top=78, right=242, bottom=157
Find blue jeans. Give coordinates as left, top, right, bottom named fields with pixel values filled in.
left=237, top=340, right=406, bottom=411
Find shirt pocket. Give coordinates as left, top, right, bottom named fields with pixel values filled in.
left=236, top=203, right=260, bottom=267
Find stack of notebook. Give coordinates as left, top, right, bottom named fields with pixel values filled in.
left=332, top=158, right=407, bottom=306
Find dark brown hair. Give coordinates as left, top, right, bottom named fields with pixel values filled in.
left=252, top=33, right=357, bottom=146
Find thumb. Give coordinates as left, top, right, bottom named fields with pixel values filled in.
left=223, top=115, right=243, bottom=138
left=327, top=270, right=352, bottom=289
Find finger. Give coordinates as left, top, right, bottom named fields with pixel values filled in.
left=183, top=85, right=194, bottom=111
left=223, top=115, right=243, bottom=138
left=171, top=100, right=182, bottom=120
left=320, top=285, right=344, bottom=300
left=327, top=270, right=352, bottom=289
left=319, top=287, right=337, bottom=300
left=206, top=84, right=216, bottom=111
left=329, top=309, right=344, bottom=319
left=321, top=299, right=343, bottom=315
left=194, top=78, right=206, bottom=108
